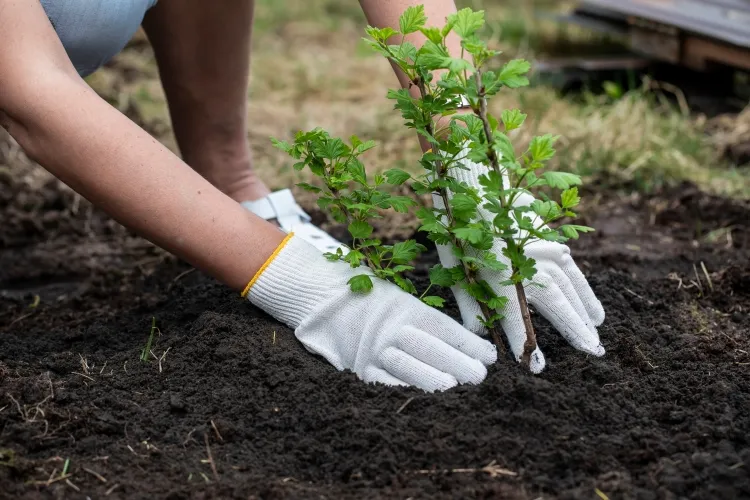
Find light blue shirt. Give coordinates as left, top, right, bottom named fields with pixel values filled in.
left=40, top=0, right=158, bottom=77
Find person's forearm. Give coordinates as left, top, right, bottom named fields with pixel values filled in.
left=142, top=1, right=260, bottom=198
left=2, top=71, right=283, bottom=290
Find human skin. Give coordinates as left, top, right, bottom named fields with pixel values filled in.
left=0, top=0, right=459, bottom=291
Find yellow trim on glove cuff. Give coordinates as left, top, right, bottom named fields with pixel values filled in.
left=241, top=232, right=295, bottom=298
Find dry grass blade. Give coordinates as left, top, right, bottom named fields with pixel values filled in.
left=396, top=397, right=414, bottom=414
left=83, top=467, right=107, bottom=483
left=411, top=460, right=517, bottom=478
left=203, top=433, right=219, bottom=482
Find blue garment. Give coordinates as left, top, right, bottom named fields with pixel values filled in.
left=40, top=0, right=158, bottom=77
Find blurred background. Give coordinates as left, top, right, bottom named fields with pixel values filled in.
left=3, top=0, right=750, bottom=203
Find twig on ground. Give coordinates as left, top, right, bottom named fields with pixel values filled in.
left=211, top=420, right=224, bottom=442
left=203, top=433, right=219, bottom=482
left=411, top=460, right=517, bottom=478
left=105, top=483, right=120, bottom=496
left=396, top=397, right=414, bottom=414
left=83, top=467, right=107, bottom=483
left=64, top=479, right=80, bottom=492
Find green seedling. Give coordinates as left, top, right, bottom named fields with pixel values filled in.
left=140, top=317, right=159, bottom=362
left=273, top=5, right=594, bottom=369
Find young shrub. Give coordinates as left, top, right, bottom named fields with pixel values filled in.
left=273, top=5, right=594, bottom=371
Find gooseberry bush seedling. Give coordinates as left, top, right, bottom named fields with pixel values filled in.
left=272, top=5, right=593, bottom=370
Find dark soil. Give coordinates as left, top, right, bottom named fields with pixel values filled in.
left=1, top=169, right=749, bottom=499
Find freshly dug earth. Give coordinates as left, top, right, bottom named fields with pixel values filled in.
left=1, top=169, right=749, bottom=499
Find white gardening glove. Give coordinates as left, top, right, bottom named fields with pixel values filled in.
left=434, top=160, right=605, bottom=373
left=244, top=234, right=497, bottom=392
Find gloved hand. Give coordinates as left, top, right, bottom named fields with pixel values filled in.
left=244, top=234, right=497, bottom=392
left=434, top=159, right=605, bottom=373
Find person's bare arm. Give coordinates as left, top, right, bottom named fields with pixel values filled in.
left=141, top=0, right=266, bottom=201
left=0, top=0, right=283, bottom=290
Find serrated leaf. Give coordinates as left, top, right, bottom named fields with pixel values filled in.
left=453, top=225, right=485, bottom=245
left=542, top=171, right=582, bottom=190
left=422, top=296, right=446, bottom=308
left=450, top=193, right=478, bottom=221
left=492, top=131, right=515, bottom=161
left=386, top=195, right=416, bottom=213
left=390, top=240, right=422, bottom=264
left=560, top=224, right=594, bottom=240
left=354, top=139, right=376, bottom=155
left=560, top=187, right=581, bottom=209
left=270, top=138, right=292, bottom=153
left=394, top=274, right=417, bottom=295
left=384, top=168, right=412, bottom=185
left=529, top=134, right=558, bottom=163
left=365, top=26, right=398, bottom=43
left=501, top=109, right=527, bottom=131
left=296, top=182, right=322, bottom=193
left=429, top=264, right=457, bottom=287
left=448, top=8, right=485, bottom=38
left=348, top=274, right=373, bottom=293
left=348, top=220, right=374, bottom=239
left=399, top=5, right=427, bottom=34
left=419, top=26, right=443, bottom=45
left=344, top=249, right=365, bottom=266
left=497, top=59, right=531, bottom=88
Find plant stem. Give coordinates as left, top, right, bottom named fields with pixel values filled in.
left=473, top=70, right=538, bottom=367
left=414, top=76, right=505, bottom=353
left=514, top=279, right=536, bottom=368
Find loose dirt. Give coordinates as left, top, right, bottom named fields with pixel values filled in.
left=1, top=168, right=749, bottom=498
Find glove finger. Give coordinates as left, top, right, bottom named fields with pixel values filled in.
left=412, top=315, right=497, bottom=366
left=560, top=253, right=606, bottom=326
left=542, top=266, right=596, bottom=336
left=526, top=279, right=605, bottom=356
left=378, top=346, right=458, bottom=392
left=398, top=326, right=488, bottom=385
left=499, top=290, right=546, bottom=373
left=361, top=366, right=409, bottom=388
left=452, top=286, right=488, bottom=335
left=435, top=242, right=489, bottom=335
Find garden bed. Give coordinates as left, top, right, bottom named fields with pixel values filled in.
left=1, top=174, right=749, bottom=499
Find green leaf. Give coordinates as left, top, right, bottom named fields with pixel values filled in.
left=416, top=41, right=451, bottom=70
left=448, top=8, right=485, bottom=38
left=450, top=193, right=478, bottom=221
left=365, top=26, right=398, bottom=43
left=344, top=249, right=365, bottom=266
left=560, top=187, right=581, bottom=209
left=386, top=195, right=416, bottom=213
left=501, top=109, right=527, bottom=131
left=529, top=134, right=558, bottom=163
left=530, top=199, right=561, bottom=220
left=384, top=168, right=412, bottom=185
left=422, top=296, right=446, bottom=308
left=560, top=224, right=594, bottom=240
left=348, top=274, right=373, bottom=293
left=429, top=264, right=457, bottom=287
left=492, top=132, right=515, bottom=161
left=446, top=57, right=473, bottom=73
left=314, top=138, right=349, bottom=160
left=542, top=171, right=582, bottom=190
left=453, top=225, right=485, bottom=245
left=394, top=274, right=417, bottom=295
left=487, top=295, right=508, bottom=310
left=390, top=240, right=422, bottom=264
left=270, top=138, right=292, bottom=153
left=347, top=158, right=367, bottom=184
left=399, top=5, right=427, bottom=34
left=353, top=138, right=376, bottom=155
left=419, top=26, right=443, bottom=45
left=348, top=220, right=374, bottom=239
left=296, top=182, right=321, bottom=194
left=497, top=59, right=531, bottom=88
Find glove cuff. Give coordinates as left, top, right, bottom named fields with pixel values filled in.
left=244, top=234, right=338, bottom=328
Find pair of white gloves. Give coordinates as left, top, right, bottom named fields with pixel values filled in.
left=246, top=160, right=605, bottom=392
